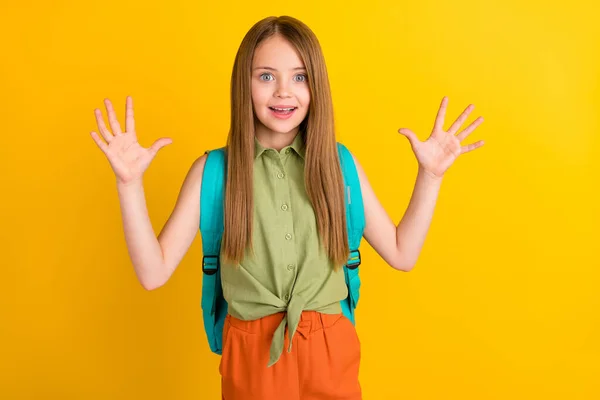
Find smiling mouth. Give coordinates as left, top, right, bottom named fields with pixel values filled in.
left=269, top=106, right=297, bottom=113
left=268, top=107, right=297, bottom=118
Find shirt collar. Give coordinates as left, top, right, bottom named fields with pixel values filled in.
left=254, top=133, right=306, bottom=160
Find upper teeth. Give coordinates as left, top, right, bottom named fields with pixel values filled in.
left=272, top=107, right=294, bottom=111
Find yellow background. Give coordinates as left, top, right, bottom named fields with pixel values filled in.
left=1, top=0, right=598, bottom=398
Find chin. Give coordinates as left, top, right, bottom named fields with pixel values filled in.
left=266, top=123, right=301, bottom=134
left=260, top=117, right=306, bottom=135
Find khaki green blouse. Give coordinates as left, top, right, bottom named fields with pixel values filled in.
left=220, top=132, right=348, bottom=367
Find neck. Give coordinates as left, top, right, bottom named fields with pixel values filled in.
left=255, top=125, right=300, bottom=151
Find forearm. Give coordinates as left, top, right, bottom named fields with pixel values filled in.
left=395, top=167, right=443, bottom=269
left=116, top=179, right=167, bottom=289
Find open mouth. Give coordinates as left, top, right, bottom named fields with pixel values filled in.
left=269, top=107, right=297, bottom=119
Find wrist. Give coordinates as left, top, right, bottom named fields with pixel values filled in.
left=417, top=166, right=444, bottom=184
left=117, top=177, right=143, bottom=191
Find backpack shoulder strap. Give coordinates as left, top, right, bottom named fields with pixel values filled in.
left=199, top=147, right=228, bottom=355
left=337, top=142, right=365, bottom=257
left=336, top=142, right=366, bottom=325
left=200, top=148, right=226, bottom=265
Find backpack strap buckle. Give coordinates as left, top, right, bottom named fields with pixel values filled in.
left=202, top=255, right=220, bottom=275
left=346, top=249, right=361, bottom=270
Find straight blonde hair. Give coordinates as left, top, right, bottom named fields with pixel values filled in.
left=220, top=15, right=349, bottom=270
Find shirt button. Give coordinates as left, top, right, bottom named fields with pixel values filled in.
left=277, top=172, right=285, bottom=179
left=287, top=264, right=295, bottom=271
left=285, top=233, right=292, bottom=240
left=285, top=294, right=290, bottom=300
left=281, top=204, right=288, bottom=211
left=285, top=148, right=291, bottom=154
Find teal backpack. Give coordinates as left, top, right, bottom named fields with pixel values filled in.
left=199, top=142, right=365, bottom=355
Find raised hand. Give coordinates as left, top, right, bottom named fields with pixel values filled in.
left=398, top=96, right=484, bottom=179
left=90, top=96, right=172, bottom=185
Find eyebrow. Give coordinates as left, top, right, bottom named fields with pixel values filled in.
left=253, top=66, right=307, bottom=71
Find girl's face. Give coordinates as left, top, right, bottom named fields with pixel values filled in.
left=251, top=34, right=310, bottom=139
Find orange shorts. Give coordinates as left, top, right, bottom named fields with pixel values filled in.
left=219, top=311, right=362, bottom=400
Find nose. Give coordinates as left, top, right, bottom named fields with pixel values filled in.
left=275, top=80, right=292, bottom=98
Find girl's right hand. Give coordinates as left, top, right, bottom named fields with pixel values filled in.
left=91, top=96, right=172, bottom=186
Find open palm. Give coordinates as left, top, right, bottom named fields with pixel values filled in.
left=398, top=96, right=484, bottom=179
left=90, top=97, right=172, bottom=185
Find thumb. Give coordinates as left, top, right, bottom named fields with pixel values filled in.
left=149, top=137, right=173, bottom=156
left=398, top=128, right=418, bottom=147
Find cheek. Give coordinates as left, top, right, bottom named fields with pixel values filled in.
left=300, top=86, right=310, bottom=107
left=299, top=87, right=310, bottom=115
left=251, top=83, right=267, bottom=108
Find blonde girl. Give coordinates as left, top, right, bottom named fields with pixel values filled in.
left=90, top=15, right=484, bottom=400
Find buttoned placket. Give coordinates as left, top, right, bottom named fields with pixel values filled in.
left=265, top=146, right=306, bottom=367
left=272, top=148, right=298, bottom=302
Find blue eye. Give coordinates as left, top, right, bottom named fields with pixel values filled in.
left=258, top=73, right=307, bottom=82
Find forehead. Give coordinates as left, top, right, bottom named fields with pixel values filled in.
left=252, top=35, right=305, bottom=69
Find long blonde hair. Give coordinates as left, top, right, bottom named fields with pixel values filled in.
left=221, top=15, right=349, bottom=270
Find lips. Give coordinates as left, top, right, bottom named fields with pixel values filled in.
left=269, top=106, right=297, bottom=111
left=269, top=106, right=297, bottom=120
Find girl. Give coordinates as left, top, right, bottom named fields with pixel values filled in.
left=90, top=15, right=484, bottom=400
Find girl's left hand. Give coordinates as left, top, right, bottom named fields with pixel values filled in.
left=398, top=96, right=485, bottom=180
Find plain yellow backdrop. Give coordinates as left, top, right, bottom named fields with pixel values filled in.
left=1, top=0, right=598, bottom=398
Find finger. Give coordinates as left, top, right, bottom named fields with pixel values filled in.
left=398, top=128, right=419, bottom=147
left=125, top=96, right=135, bottom=133
left=433, top=96, right=449, bottom=132
left=447, top=104, right=474, bottom=135
left=94, top=108, right=114, bottom=143
left=104, top=98, right=123, bottom=135
left=90, top=131, right=109, bottom=153
left=456, top=116, right=484, bottom=141
left=148, top=137, right=173, bottom=157
left=460, top=140, right=485, bottom=154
